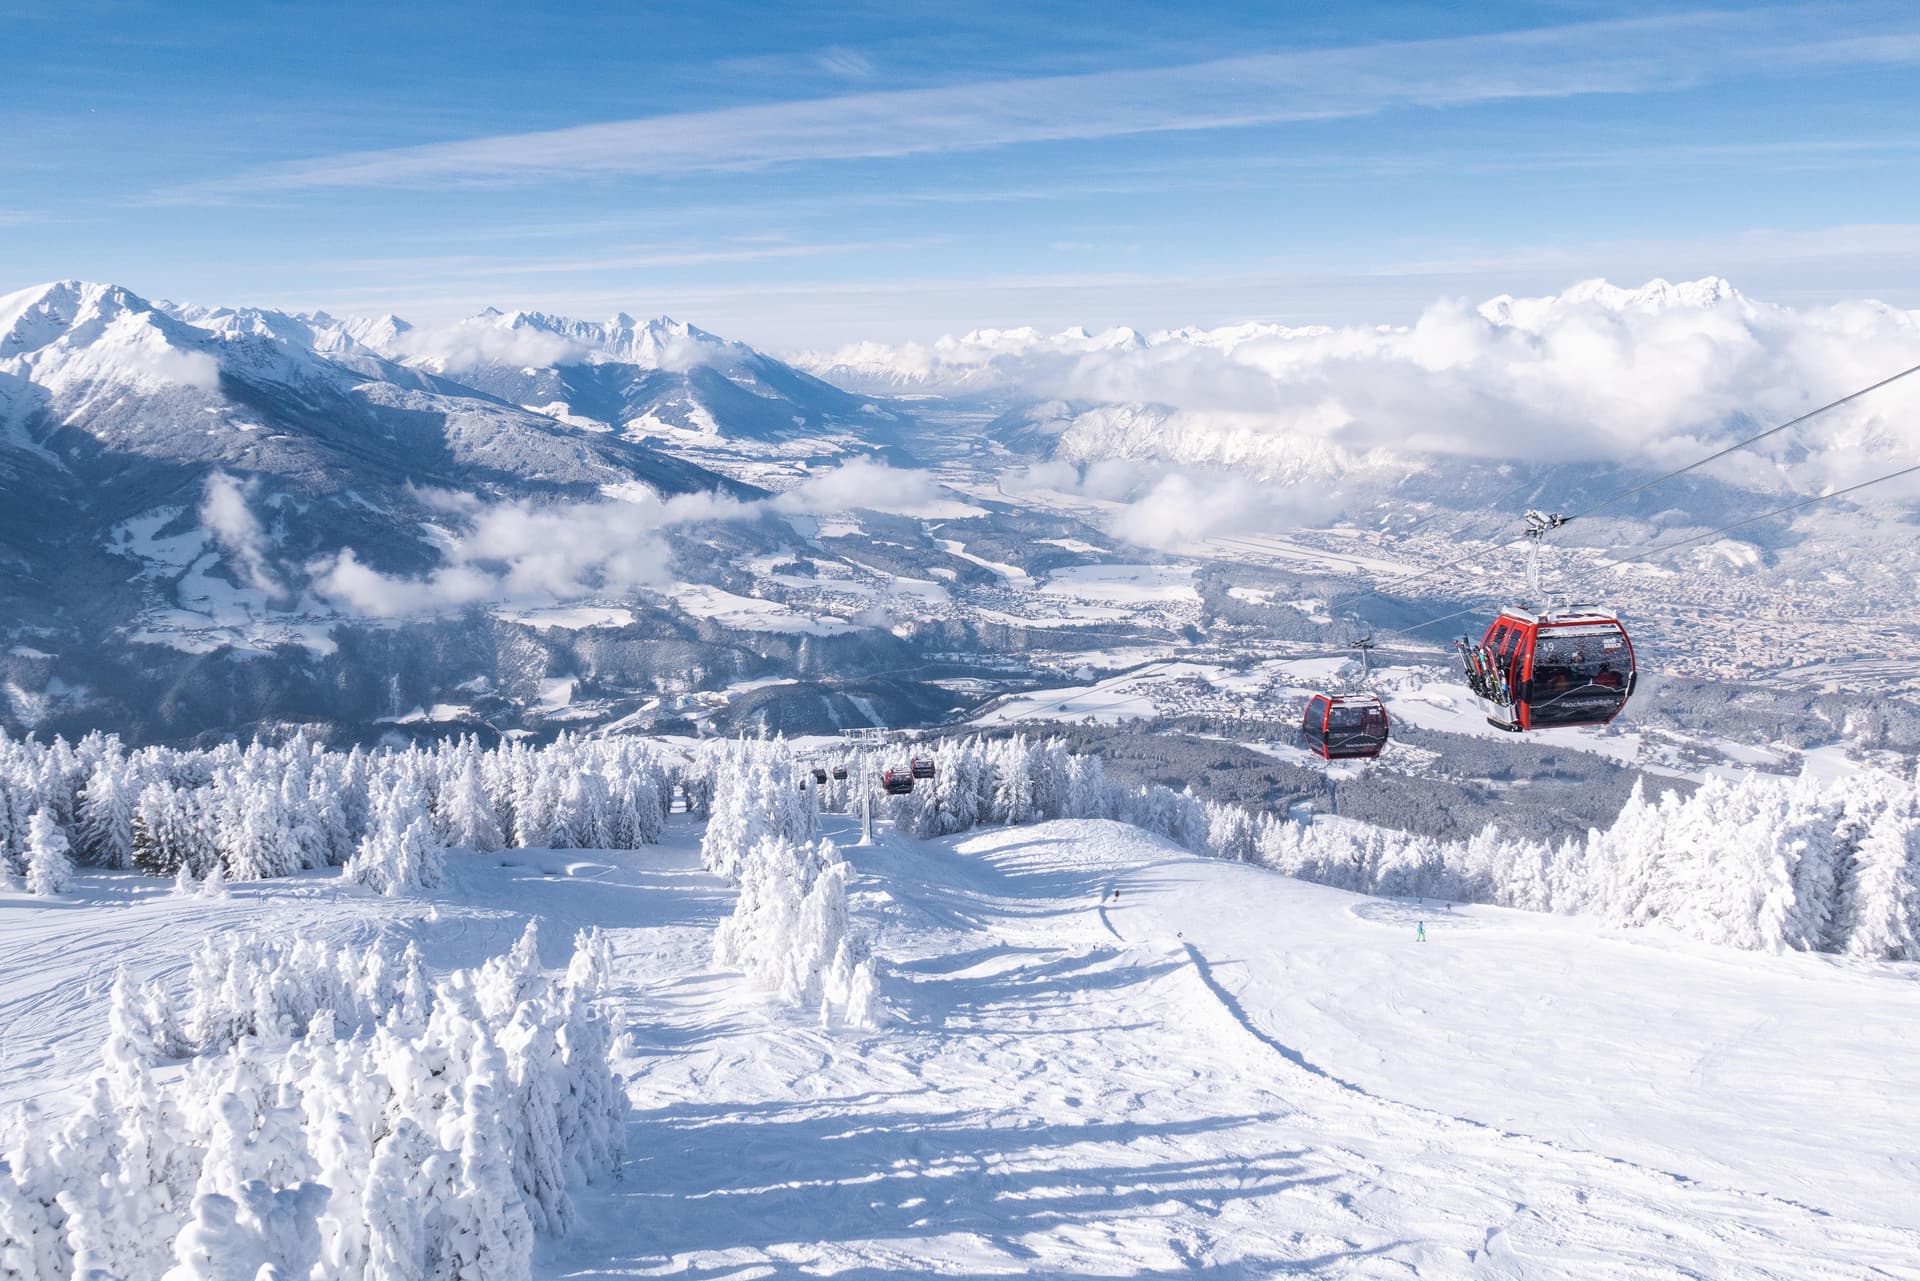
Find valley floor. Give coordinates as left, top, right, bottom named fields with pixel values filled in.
left=4, top=818, right=1917, bottom=1278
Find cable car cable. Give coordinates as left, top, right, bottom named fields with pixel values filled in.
left=1375, top=601, right=1500, bottom=638
left=1591, top=458, right=1920, bottom=573
left=1389, top=469, right=1544, bottom=542
left=1278, top=367, right=1919, bottom=750
left=1342, top=459, right=1920, bottom=677
left=1556, top=360, right=1920, bottom=528
left=1309, top=360, right=1920, bottom=619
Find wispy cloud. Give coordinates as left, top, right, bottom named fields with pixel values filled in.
left=285, top=237, right=942, bottom=283
left=159, top=11, right=1920, bottom=200
left=1365, top=223, right=1920, bottom=278
left=814, top=45, right=875, bottom=80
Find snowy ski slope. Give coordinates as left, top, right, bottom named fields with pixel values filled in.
left=4, top=818, right=1916, bottom=1277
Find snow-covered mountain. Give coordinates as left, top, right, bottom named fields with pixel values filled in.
left=0, top=280, right=818, bottom=740
left=794, top=323, right=1151, bottom=393
left=157, top=293, right=883, bottom=443
left=796, top=278, right=1764, bottom=394
left=794, top=319, right=1330, bottom=393
left=2, top=281, right=740, bottom=495
left=806, top=277, right=1920, bottom=495
left=989, top=399, right=1386, bottom=488
left=359, top=306, right=883, bottom=441
left=7, top=273, right=1919, bottom=747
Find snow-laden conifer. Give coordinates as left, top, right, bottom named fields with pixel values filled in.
left=77, top=758, right=137, bottom=869
left=1845, top=797, right=1920, bottom=960
left=715, top=835, right=883, bottom=1026
left=441, top=755, right=504, bottom=853
left=346, top=775, right=445, bottom=895
left=12, top=921, right=626, bottom=1279
left=24, top=808, right=73, bottom=896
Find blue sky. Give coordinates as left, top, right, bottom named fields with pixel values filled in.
left=4, top=1, right=1919, bottom=347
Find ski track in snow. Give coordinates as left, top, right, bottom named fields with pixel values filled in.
left=5, top=819, right=1918, bottom=1277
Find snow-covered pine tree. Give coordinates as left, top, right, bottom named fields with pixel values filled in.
left=49, top=1077, right=143, bottom=1281
left=606, top=778, right=645, bottom=850
left=444, top=1036, right=534, bottom=1280
left=227, top=766, right=302, bottom=882
left=442, top=756, right=504, bottom=853
left=499, top=1004, right=573, bottom=1236
left=1845, top=796, right=1920, bottom=960
left=989, top=737, right=1035, bottom=824
left=24, top=808, right=73, bottom=895
left=132, top=781, right=172, bottom=876
left=77, top=758, right=138, bottom=869
left=361, top=1116, right=435, bottom=1281
left=345, top=776, right=445, bottom=896
left=279, top=768, right=327, bottom=871
left=548, top=770, right=607, bottom=851
left=519, top=763, right=562, bottom=850
left=1205, top=802, right=1256, bottom=863
left=1031, top=738, right=1071, bottom=820
left=99, top=1050, right=193, bottom=1278
left=1587, top=777, right=1667, bottom=924
left=700, top=750, right=770, bottom=881
left=161, top=1191, right=266, bottom=1281
left=556, top=928, right=627, bottom=1185
left=133, top=781, right=207, bottom=877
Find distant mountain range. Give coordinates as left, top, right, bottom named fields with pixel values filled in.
left=347, top=306, right=883, bottom=440
left=791, top=277, right=1760, bottom=395
left=799, top=277, right=1920, bottom=503
left=4, top=274, right=1916, bottom=746
left=159, top=291, right=881, bottom=441
left=0, top=280, right=910, bottom=742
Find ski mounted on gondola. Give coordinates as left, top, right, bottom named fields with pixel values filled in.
left=1457, top=606, right=1636, bottom=732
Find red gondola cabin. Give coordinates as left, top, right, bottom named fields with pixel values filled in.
left=882, top=768, right=916, bottom=795
left=910, top=757, right=936, bottom=780
left=1461, top=606, right=1636, bottom=731
left=1301, top=693, right=1390, bottom=761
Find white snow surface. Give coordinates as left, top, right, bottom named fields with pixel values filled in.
left=658, top=582, right=857, bottom=635
left=5, top=816, right=1916, bottom=1277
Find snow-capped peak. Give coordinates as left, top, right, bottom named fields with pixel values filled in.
left=0, top=280, right=165, bottom=359
left=434, top=307, right=736, bottom=371
left=0, top=280, right=241, bottom=417
left=334, top=312, right=413, bottom=353
left=163, top=301, right=353, bottom=354
left=1478, top=276, right=1749, bottom=327
left=796, top=277, right=1771, bottom=395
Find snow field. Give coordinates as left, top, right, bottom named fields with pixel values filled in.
left=844, top=820, right=1919, bottom=1275
left=5, top=798, right=1918, bottom=1277
left=565, top=815, right=1920, bottom=1277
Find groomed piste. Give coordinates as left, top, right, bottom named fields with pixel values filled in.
left=6, top=807, right=1916, bottom=1278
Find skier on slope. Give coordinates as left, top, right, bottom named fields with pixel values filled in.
left=1416, top=921, right=1426, bottom=943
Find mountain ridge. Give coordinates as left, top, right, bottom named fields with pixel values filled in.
left=790, top=276, right=1763, bottom=393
